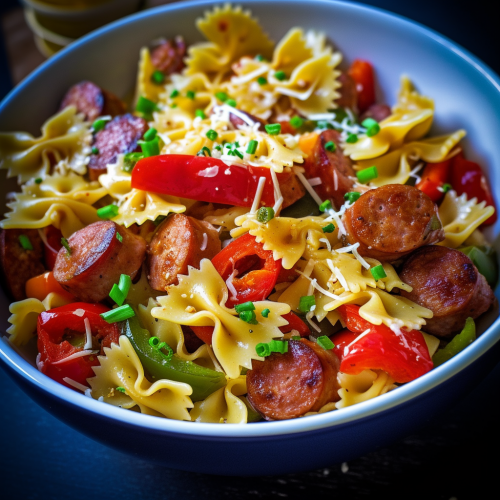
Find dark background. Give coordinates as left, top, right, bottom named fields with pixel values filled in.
left=1, top=1, right=499, bottom=499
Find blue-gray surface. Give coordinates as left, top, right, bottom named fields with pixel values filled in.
left=1, top=0, right=499, bottom=498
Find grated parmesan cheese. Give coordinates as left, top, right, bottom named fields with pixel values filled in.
left=200, top=233, right=208, bottom=251
left=294, top=169, right=324, bottom=205
left=84, top=317, right=92, bottom=350
left=62, top=377, right=90, bottom=392
left=251, top=176, right=267, bottom=213
left=198, top=165, right=219, bottom=178
left=308, top=177, right=322, bottom=187
left=53, top=350, right=99, bottom=365
left=226, top=269, right=239, bottom=299
left=73, top=308, right=85, bottom=317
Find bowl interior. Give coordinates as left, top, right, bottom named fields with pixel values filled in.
left=1, top=0, right=500, bottom=441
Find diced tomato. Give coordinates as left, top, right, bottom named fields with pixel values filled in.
left=348, top=60, right=376, bottom=113
left=37, top=302, right=120, bottom=390
left=329, top=304, right=433, bottom=383
left=450, top=152, right=497, bottom=225
left=415, top=160, right=451, bottom=203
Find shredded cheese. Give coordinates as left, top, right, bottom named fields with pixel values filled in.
left=319, top=237, right=332, bottom=252
left=331, top=266, right=349, bottom=291
left=308, top=177, right=322, bottom=187
left=53, top=350, right=98, bottom=365
left=250, top=176, right=267, bottom=213
left=84, top=317, right=92, bottom=350
left=305, top=311, right=321, bottom=332
left=73, top=308, right=85, bottom=317
left=297, top=269, right=340, bottom=301
left=269, top=167, right=282, bottom=205
left=200, top=233, right=208, bottom=251
left=294, top=169, right=324, bottom=205
left=226, top=268, right=239, bottom=299
left=62, top=377, right=90, bottom=392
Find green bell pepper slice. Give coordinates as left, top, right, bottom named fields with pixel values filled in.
left=432, top=317, right=476, bottom=367
left=121, top=315, right=226, bottom=401
left=458, top=246, right=498, bottom=287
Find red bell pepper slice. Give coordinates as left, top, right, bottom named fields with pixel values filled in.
left=415, top=159, right=451, bottom=203
left=279, top=312, right=310, bottom=336
left=348, top=60, right=376, bottom=114
left=330, top=304, right=433, bottom=383
left=131, top=154, right=283, bottom=208
left=37, top=302, right=120, bottom=390
left=450, top=152, right=497, bottom=225
left=42, top=225, right=63, bottom=270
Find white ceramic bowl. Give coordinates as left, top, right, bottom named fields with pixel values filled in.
left=1, top=0, right=499, bottom=476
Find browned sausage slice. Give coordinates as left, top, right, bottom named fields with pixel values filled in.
left=399, top=246, right=495, bottom=337
left=60, top=81, right=126, bottom=122
left=53, top=221, right=146, bottom=303
left=343, top=184, right=445, bottom=262
left=360, top=103, right=392, bottom=123
left=335, top=72, right=358, bottom=111
left=151, top=37, right=186, bottom=76
left=88, top=114, right=148, bottom=181
left=147, top=214, right=221, bottom=291
left=247, top=339, right=340, bottom=420
left=279, top=169, right=306, bottom=209
left=0, top=229, right=45, bottom=301
left=305, top=129, right=356, bottom=210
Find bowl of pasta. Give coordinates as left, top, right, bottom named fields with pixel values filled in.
left=0, top=0, right=499, bottom=476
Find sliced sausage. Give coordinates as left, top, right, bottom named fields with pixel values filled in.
left=343, top=184, right=445, bottom=263
left=229, top=110, right=266, bottom=130
left=279, top=169, right=306, bottom=209
left=304, top=129, right=355, bottom=210
left=151, top=36, right=186, bottom=76
left=53, top=221, right=146, bottom=303
left=360, top=103, right=391, bottom=123
left=335, top=72, right=358, bottom=111
left=88, top=114, right=148, bottom=181
left=247, top=339, right=340, bottom=420
left=147, top=214, right=221, bottom=291
left=60, top=81, right=126, bottom=122
left=0, top=228, right=45, bottom=301
left=399, top=246, right=495, bottom=337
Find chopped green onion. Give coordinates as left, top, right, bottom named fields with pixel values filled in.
left=356, top=166, right=378, bottom=184
left=186, top=90, right=196, bottom=100
left=370, top=264, right=387, bottom=281
left=100, top=304, right=135, bottom=323
left=298, top=295, right=316, bottom=313
left=143, top=128, right=157, bottom=141
left=361, top=118, right=378, bottom=128
left=324, top=141, right=336, bottom=152
left=122, top=152, right=143, bottom=173
left=170, top=89, right=179, bottom=98
left=274, top=70, right=286, bottom=81
left=116, top=232, right=123, bottom=243
left=316, top=335, right=334, bottom=350
left=61, top=237, right=71, bottom=255
left=319, top=200, right=332, bottom=212
left=136, top=96, right=158, bottom=114
left=206, top=129, right=218, bottom=141
left=442, top=183, right=452, bottom=193
left=254, top=54, right=265, bottom=61
left=91, top=147, right=99, bottom=155
left=151, top=70, right=165, bottom=84
left=256, top=343, right=271, bottom=357
left=291, top=336, right=301, bottom=340
left=18, top=234, right=33, bottom=250
left=215, top=91, right=228, bottom=102
left=214, top=145, right=222, bottom=151
left=362, top=118, right=381, bottom=137
left=195, top=109, right=206, bottom=119
left=322, top=223, right=335, bottom=233
left=316, top=120, right=333, bottom=130
left=97, top=204, right=119, bottom=219
left=269, top=339, right=288, bottom=354
left=239, top=310, right=258, bottom=325
left=34, top=178, right=43, bottom=184
left=170, top=104, right=177, bottom=108
left=290, top=116, right=304, bottom=128
left=265, top=123, right=281, bottom=135
left=256, top=206, right=275, bottom=223
left=138, top=136, right=160, bottom=157
left=148, top=336, right=173, bottom=362
left=92, top=118, right=108, bottom=133
left=154, top=215, right=167, bottom=226
left=226, top=98, right=237, bottom=107
left=119, top=274, right=132, bottom=297
left=233, top=148, right=243, bottom=159
left=116, top=386, right=126, bottom=393
left=109, top=284, right=125, bottom=306
left=197, top=146, right=212, bottom=157
left=344, top=191, right=361, bottom=203
left=346, top=133, right=358, bottom=144
left=261, top=308, right=270, bottom=318
left=246, top=140, right=258, bottom=155
left=257, top=76, right=267, bottom=86
left=234, top=302, right=256, bottom=313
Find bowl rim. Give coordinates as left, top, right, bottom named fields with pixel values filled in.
left=1, top=0, right=500, bottom=439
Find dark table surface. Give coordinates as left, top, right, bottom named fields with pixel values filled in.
left=1, top=1, right=500, bottom=499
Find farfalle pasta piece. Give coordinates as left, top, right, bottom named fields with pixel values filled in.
left=0, top=107, right=91, bottom=183
left=151, top=259, right=290, bottom=379
left=186, top=4, right=274, bottom=78
left=88, top=336, right=193, bottom=420
left=98, top=159, right=132, bottom=200
left=203, top=206, right=249, bottom=231
left=355, top=129, right=466, bottom=187
left=112, top=189, right=186, bottom=227
left=1, top=174, right=106, bottom=237
left=136, top=47, right=164, bottom=103
left=438, top=190, right=495, bottom=248
left=392, top=75, right=435, bottom=115
left=336, top=370, right=396, bottom=409
left=231, top=215, right=336, bottom=269
left=324, top=288, right=433, bottom=332
left=190, top=375, right=248, bottom=423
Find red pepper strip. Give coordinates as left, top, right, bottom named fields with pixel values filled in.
left=37, top=302, right=120, bottom=390
left=451, top=152, right=497, bottom=225
left=279, top=312, right=310, bottom=336
left=415, top=160, right=451, bottom=203
left=348, top=60, right=376, bottom=114
left=190, top=326, right=214, bottom=345
left=329, top=304, right=433, bottom=383
left=43, top=225, right=63, bottom=270
left=132, top=154, right=282, bottom=208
